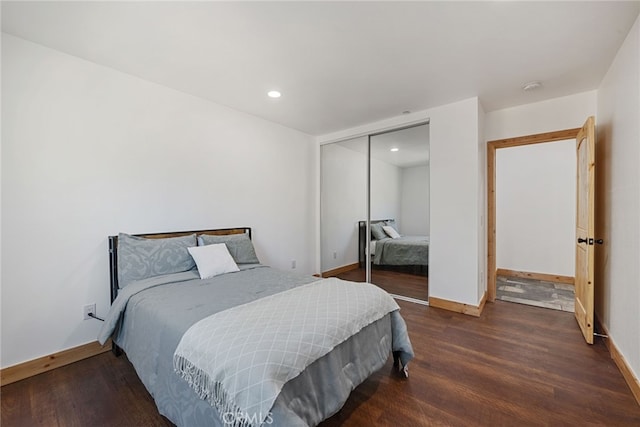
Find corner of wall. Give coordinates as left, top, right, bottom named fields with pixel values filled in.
left=478, top=101, right=488, bottom=301
left=595, top=12, right=640, bottom=396
left=429, top=96, right=482, bottom=306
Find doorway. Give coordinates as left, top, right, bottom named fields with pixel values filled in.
left=487, top=128, right=581, bottom=303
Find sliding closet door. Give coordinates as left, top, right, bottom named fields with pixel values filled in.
left=320, top=137, right=368, bottom=282
left=369, top=124, right=430, bottom=300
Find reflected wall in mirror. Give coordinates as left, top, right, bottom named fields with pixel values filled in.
left=369, top=124, right=430, bottom=301
left=320, top=136, right=367, bottom=282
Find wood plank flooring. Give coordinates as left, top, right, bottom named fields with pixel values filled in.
left=323, top=300, right=640, bottom=426
left=336, top=268, right=428, bottom=301
left=3, top=300, right=639, bottom=426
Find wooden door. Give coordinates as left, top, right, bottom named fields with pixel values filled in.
left=575, top=116, right=596, bottom=344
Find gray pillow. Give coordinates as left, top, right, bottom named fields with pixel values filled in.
left=117, top=233, right=197, bottom=288
left=370, top=223, right=387, bottom=240
left=199, top=233, right=259, bottom=264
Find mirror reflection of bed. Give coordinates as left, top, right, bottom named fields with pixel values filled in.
left=363, top=219, right=428, bottom=300
left=320, top=124, right=429, bottom=303
left=334, top=218, right=428, bottom=300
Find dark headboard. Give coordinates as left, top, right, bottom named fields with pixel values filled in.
left=358, top=219, right=394, bottom=267
left=108, top=227, right=251, bottom=303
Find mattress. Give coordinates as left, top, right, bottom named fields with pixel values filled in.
left=373, top=235, right=429, bottom=266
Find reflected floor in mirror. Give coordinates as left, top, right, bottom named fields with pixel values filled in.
left=335, top=268, right=428, bottom=302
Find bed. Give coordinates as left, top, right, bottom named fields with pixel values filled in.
left=359, top=219, right=429, bottom=275
left=99, top=227, right=414, bottom=427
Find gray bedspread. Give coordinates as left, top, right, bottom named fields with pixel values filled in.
left=98, top=265, right=414, bottom=427
left=174, top=278, right=402, bottom=427
left=374, top=235, right=429, bottom=266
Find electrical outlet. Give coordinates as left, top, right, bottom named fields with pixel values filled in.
left=291, top=260, right=296, bottom=269
left=83, top=303, right=96, bottom=320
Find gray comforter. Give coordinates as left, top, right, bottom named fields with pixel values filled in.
left=374, top=235, right=429, bottom=266
left=98, top=265, right=414, bottom=427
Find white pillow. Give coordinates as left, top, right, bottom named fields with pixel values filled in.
left=188, top=244, right=239, bottom=279
left=382, top=225, right=401, bottom=239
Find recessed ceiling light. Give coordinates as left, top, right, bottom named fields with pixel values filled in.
left=522, top=81, right=542, bottom=92
left=267, top=90, right=281, bottom=98
left=390, top=148, right=399, bottom=152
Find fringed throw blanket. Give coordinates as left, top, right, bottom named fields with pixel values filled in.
left=173, top=277, right=401, bottom=427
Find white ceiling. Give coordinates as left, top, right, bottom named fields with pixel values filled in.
left=2, top=1, right=639, bottom=136
left=338, top=123, right=430, bottom=168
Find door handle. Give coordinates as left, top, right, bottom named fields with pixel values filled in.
left=578, top=237, right=604, bottom=245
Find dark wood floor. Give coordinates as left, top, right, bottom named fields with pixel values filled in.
left=3, top=300, right=639, bottom=426
left=336, top=267, right=428, bottom=301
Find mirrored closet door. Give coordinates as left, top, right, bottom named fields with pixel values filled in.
left=369, top=124, right=430, bottom=301
left=320, top=123, right=430, bottom=302
left=320, top=136, right=368, bottom=283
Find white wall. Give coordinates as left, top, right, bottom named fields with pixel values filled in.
left=400, top=165, right=429, bottom=236
left=429, top=98, right=481, bottom=305
left=478, top=101, right=487, bottom=301
left=1, top=35, right=316, bottom=368
left=370, top=157, right=401, bottom=223
left=320, top=140, right=367, bottom=272
left=485, top=91, right=597, bottom=141
left=596, top=15, right=640, bottom=386
left=485, top=91, right=597, bottom=278
left=496, top=141, right=576, bottom=276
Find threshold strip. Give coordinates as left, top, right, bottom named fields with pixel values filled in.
left=389, top=293, right=429, bottom=306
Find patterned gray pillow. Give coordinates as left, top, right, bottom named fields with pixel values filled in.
left=199, top=233, right=259, bottom=264
left=370, top=223, right=387, bottom=240
left=117, top=233, right=197, bottom=288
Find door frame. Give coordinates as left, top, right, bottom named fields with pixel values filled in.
left=487, top=128, right=581, bottom=302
